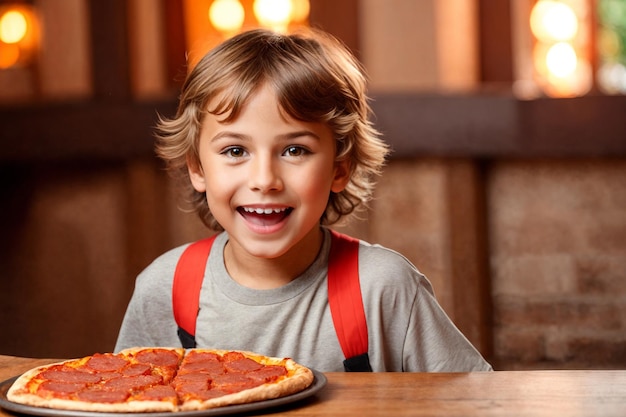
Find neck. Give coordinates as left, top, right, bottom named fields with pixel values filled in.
left=223, top=229, right=324, bottom=290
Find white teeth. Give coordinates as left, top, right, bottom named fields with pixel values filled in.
left=243, top=207, right=286, bottom=214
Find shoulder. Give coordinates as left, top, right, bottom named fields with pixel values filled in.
left=136, top=244, right=188, bottom=284
left=357, top=240, right=417, bottom=270
left=135, top=233, right=225, bottom=289
left=356, top=239, right=433, bottom=294
left=133, top=239, right=207, bottom=300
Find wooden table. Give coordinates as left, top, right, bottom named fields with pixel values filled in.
left=1, top=355, right=625, bottom=416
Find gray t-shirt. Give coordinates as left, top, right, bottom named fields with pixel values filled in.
left=115, top=229, right=492, bottom=372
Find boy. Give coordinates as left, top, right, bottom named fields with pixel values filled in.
left=115, top=29, right=492, bottom=372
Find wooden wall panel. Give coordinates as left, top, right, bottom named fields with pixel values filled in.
left=38, top=0, right=91, bottom=98
left=128, top=0, right=168, bottom=98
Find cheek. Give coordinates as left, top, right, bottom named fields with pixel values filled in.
left=201, top=165, right=237, bottom=204
left=293, top=168, right=335, bottom=207
left=206, top=171, right=234, bottom=194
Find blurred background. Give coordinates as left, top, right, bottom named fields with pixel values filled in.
left=0, top=0, right=625, bottom=370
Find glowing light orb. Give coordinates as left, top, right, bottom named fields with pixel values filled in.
left=530, top=1, right=578, bottom=42
left=0, top=10, right=28, bottom=44
left=209, top=0, right=245, bottom=33
left=546, top=42, right=578, bottom=78
left=253, top=0, right=293, bottom=31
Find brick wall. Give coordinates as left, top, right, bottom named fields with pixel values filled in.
left=488, top=159, right=626, bottom=369
left=342, top=157, right=626, bottom=370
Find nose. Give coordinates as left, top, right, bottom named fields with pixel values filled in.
left=248, top=153, right=283, bottom=193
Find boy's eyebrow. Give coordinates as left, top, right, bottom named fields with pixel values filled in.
left=210, top=131, right=249, bottom=143
left=280, top=130, right=322, bottom=141
left=210, top=130, right=321, bottom=142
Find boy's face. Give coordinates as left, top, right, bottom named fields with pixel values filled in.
left=189, top=85, right=350, bottom=262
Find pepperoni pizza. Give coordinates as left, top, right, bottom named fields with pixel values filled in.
left=7, top=347, right=314, bottom=412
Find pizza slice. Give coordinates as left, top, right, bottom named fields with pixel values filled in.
left=7, top=348, right=185, bottom=412
left=173, top=349, right=314, bottom=411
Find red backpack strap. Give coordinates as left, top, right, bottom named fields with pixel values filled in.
left=328, top=230, right=372, bottom=371
left=172, top=235, right=217, bottom=348
left=172, top=230, right=371, bottom=371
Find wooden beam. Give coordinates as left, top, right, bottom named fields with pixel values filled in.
left=2, top=94, right=626, bottom=162
left=446, top=159, right=493, bottom=357
left=371, top=94, right=626, bottom=158
left=162, top=0, right=188, bottom=89
left=309, top=0, right=360, bottom=57
left=88, top=0, right=132, bottom=99
left=477, top=0, right=514, bottom=84
left=0, top=100, right=177, bottom=162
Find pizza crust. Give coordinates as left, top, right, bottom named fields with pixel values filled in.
left=6, top=393, right=176, bottom=413
left=7, top=363, right=53, bottom=401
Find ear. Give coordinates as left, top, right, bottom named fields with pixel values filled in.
left=187, top=156, right=207, bottom=193
left=331, top=158, right=351, bottom=193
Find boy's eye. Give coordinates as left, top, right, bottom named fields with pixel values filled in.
left=283, top=146, right=307, bottom=157
left=223, top=147, right=246, bottom=158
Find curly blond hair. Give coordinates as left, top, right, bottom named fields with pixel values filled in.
left=156, top=28, right=388, bottom=230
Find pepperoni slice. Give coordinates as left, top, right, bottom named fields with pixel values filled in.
left=122, top=363, right=152, bottom=377
left=173, top=380, right=209, bottom=396
left=102, top=374, right=162, bottom=392
left=172, top=372, right=211, bottom=392
left=96, top=372, right=123, bottom=381
left=135, top=349, right=180, bottom=367
left=84, top=354, right=129, bottom=372
left=179, top=360, right=225, bottom=375
left=224, top=358, right=263, bottom=373
left=76, top=388, right=129, bottom=403
left=179, top=387, right=230, bottom=401
left=221, top=351, right=246, bottom=362
left=37, top=381, right=87, bottom=397
left=183, top=351, right=221, bottom=363
left=39, top=368, right=101, bottom=384
left=247, top=365, right=288, bottom=383
left=135, top=384, right=178, bottom=402
left=210, top=373, right=259, bottom=393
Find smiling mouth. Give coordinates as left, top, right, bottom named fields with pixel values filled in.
left=237, top=207, right=293, bottom=226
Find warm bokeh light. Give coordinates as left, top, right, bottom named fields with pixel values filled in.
left=530, top=0, right=578, bottom=42
left=549, top=57, right=592, bottom=97
left=253, top=0, right=293, bottom=32
left=184, top=0, right=310, bottom=67
left=0, top=5, right=39, bottom=69
left=0, top=42, right=20, bottom=68
left=290, top=0, right=310, bottom=23
left=545, top=42, right=578, bottom=77
left=0, top=9, right=28, bottom=44
left=527, top=0, right=591, bottom=97
left=209, top=0, right=245, bottom=34
left=533, top=41, right=592, bottom=97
